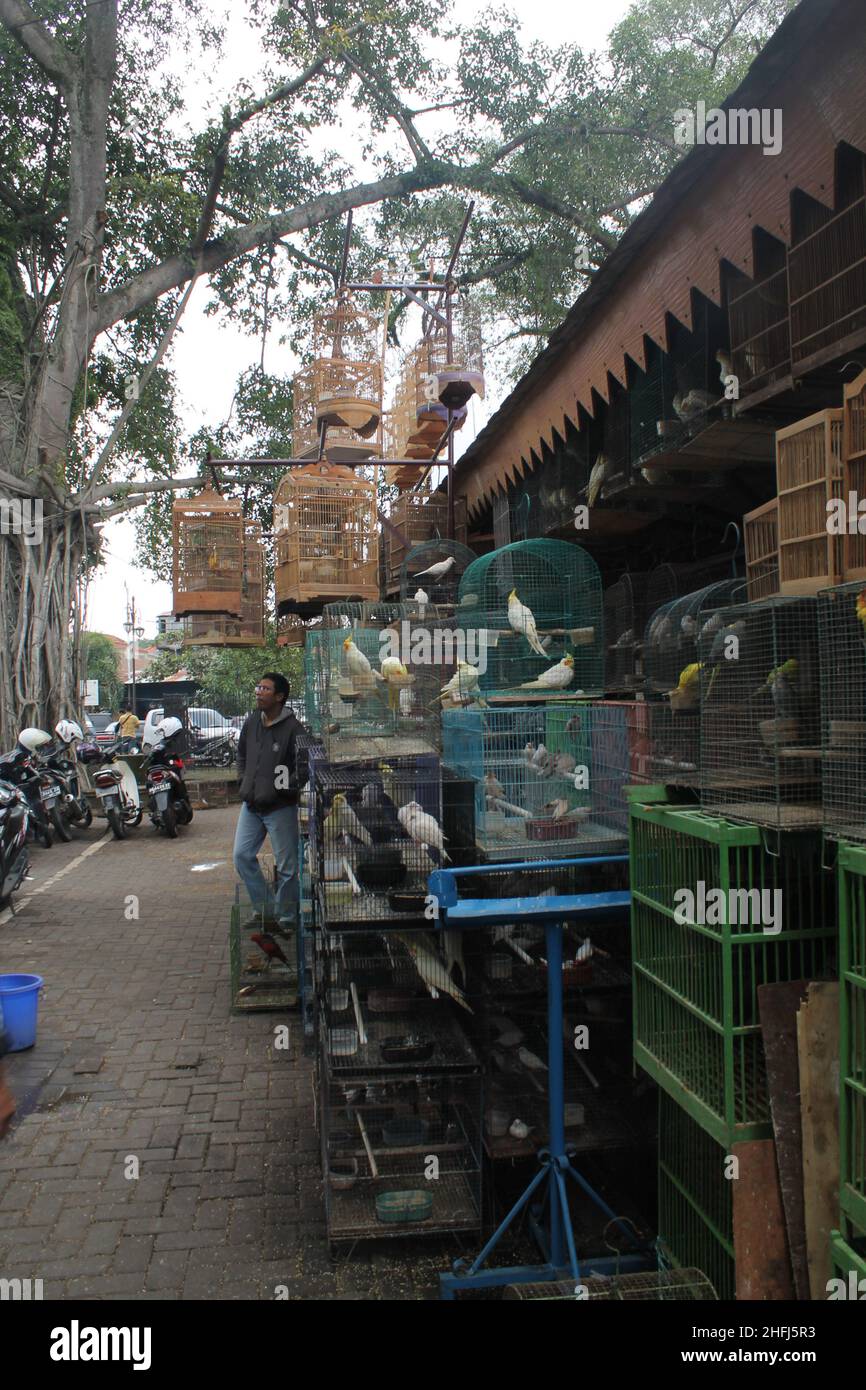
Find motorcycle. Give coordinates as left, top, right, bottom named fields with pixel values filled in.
left=78, top=741, right=142, bottom=840
left=0, top=732, right=55, bottom=849
left=42, top=720, right=93, bottom=841
left=144, top=718, right=193, bottom=838
left=186, top=729, right=235, bottom=769
left=0, top=779, right=30, bottom=909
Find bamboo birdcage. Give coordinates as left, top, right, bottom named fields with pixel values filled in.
left=776, top=409, right=844, bottom=595
left=172, top=485, right=244, bottom=617
left=274, top=462, right=378, bottom=615
left=743, top=498, right=779, bottom=601
left=383, top=490, right=467, bottom=593
left=422, top=296, right=485, bottom=411
left=278, top=613, right=323, bottom=648
left=293, top=364, right=383, bottom=463
left=844, top=369, right=866, bottom=581
left=181, top=521, right=265, bottom=646
left=313, top=293, right=384, bottom=438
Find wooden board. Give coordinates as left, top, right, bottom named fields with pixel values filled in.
left=732, top=1139, right=795, bottom=1300
left=758, top=980, right=810, bottom=1300
left=797, top=981, right=841, bottom=1300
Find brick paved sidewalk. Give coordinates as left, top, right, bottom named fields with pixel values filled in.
left=0, top=811, right=447, bottom=1300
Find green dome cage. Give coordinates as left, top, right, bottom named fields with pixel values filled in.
left=456, top=539, right=604, bottom=699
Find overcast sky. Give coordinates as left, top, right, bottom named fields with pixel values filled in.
left=87, top=0, right=636, bottom=640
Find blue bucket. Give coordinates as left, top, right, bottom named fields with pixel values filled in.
left=0, top=974, right=44, bottom=1052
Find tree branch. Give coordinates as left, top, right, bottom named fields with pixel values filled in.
left=341, top=51, right=431, bottom=164
left=0, top=0, right=74, bottom=87
left=79, top=472, right=205, bottom=508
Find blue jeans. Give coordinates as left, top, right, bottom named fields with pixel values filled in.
left=233, top=802, right=299, bottom=924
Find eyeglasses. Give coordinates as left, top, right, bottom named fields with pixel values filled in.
left=255, top=684, right=274, bottom=693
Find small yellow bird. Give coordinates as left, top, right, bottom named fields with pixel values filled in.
left=380, top=655, right=414, bottom=713
left=668, top=662, right=702, bottom=713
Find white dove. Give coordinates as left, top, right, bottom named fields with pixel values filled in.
left=324, top=792, right=372, bottom=847
left=519, top=655, right=574, bottom=690
left=518, top=1044, right=548, bottom=1073
left=413, top=587, right=429, bottom=619
left=587, top=453, right=610, bottom=507
left=508, top=589, right=548, bottom=658
left=398, top=933, right=471, bottom=1011
left=411, top=555, right=457, bottom=582
left=530, top=743, right=549, bottom=772
left=397, top=800, right=450, bottom=862
left=680, top=614, right=697, bottom=637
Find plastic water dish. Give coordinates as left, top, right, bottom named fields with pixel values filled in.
left=328, top=1157, right=359, bottom=1191
left=375, top=1190, right=433, bottom=1224
left=328, top=987, right=349, bottom=1012
left=564, top=1102, right=586, bottom=1127
left=484, top=1107, right=511, bottom=1138
left=328, top=1027, right=359, bottom=1057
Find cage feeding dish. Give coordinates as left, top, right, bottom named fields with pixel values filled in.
left=379, top=1036, right=435, bottom=1066
left=375, top=1190, right=434, bottom=1224
left=328, top=1158, right=359, bottom=1191
left=386, top=890, right=427, bottom=914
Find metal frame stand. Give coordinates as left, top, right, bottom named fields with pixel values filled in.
left=428, top=856, right=653, bottom=1300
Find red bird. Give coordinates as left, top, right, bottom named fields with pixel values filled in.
left=250, top=932, right=291, bottom=968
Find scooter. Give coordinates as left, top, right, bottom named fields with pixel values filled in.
left=0, top=731, right=55, bottom=849
left=144, top=718, right=193, bottom=838
left=78, top=740, right=142, bottom=840
left=0, top=779, right=30, bottom=909
left=41, top=719, right=93, bottom=840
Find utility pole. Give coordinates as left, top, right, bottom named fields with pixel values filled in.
left=123, top=592, right=145, bottom=716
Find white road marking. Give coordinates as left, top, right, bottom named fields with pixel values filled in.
left=0, top=832, right=112, bottom=926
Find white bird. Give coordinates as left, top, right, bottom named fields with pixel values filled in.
left=343, top=636, right=376, bottom=690
left=673, top=388, right=717, bottom=421
left=439, top=661, right=481, bottom=706
left=413, top=587, right=429, bottom=619
left=699, top=611, right=723, bottom=642
left=523, top=741, right=536, bottom=765
left=680, top=614, right=697, bottom=638
left=492, top=924, right=534, bottom=964
left=411, top=555, right=457, bottom=582
left=324, top=793, right=373, bottom=847
left=587, top=453, right=610, bottom=507
left=518, top=655, right=575, bottom=690
left=398, top=933, right=472, bottom=1011
left=543, top=798, right=570, bottom=820
left=716, top=348, right=733, bottom=382
left=576, top=938, right=593, bottom=962
left=397, top=800, right=450, bottom=862
left=530, top=743, right=550, bottom=773
left=518, top=1044, right=548, bottom=1073
left=640, top=466, right=673, bottom=486
left=509, top=1119, right=532, bottom=1140
left=442, top=928, right=465, bottom=986
left=508, top=589, right=548, bottom=658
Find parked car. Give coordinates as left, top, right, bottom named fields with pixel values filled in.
left=141, top=707, right=240, bottom=750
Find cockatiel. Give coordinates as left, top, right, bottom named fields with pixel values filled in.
left=413, top=588, right=429, bottom=619
left=342, top=636, right=376, bottom=691
left=397, top=800, right=450, bottom=863
left=397, top=932, right=472, bottom=1011
left=586, top=453, right=610, bottom=507
left=412, top=555, right=457, bottom=582
left=439, top=660, right=481, bottom=706
left=379, top=655, right=414, bottom=712
left=508, top=589, right=548, bottom=658
left=518, top=654, right=575, bottom=690
left=668, top=662, right=702, bottom=713
left=325, top=792, right=373, bottom=847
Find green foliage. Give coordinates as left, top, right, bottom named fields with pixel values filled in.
left=145, top=626, right=304, bottom=709
left=82, top=632, right=124, bottom=711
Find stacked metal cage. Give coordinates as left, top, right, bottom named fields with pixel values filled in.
left=456, top=539, right=604, bottom=700
left=181, top=520, right=265, bottom=646
left=643, top=579, right=743, bottom=787
left=603, top=571, right=650, bottom=692
left=441, top=702, right=631, bottom=861
left=274, top=463, right=379, bottom=616
left=657, top=1090, right=734, bottom=1300
left=819, top=581, right=866, bottom=841
left=172, top=486, right=244, bottom=618
left=700, top=595, right=822, bottom=830
left=399, top=539, right=476, bottom=608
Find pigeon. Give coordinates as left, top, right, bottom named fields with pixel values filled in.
left=411, top=555, right=457, bottom=582
left=518, top=655, right=575, bottom=690
left=507, top=589, right=548, bottom=658
left=716, top=348, right=734, bottom=382
left=413, top=587, right=429, bottom=619
left=586, top=453, right=610, bottom=507
left=680, top=614, right=697, bottom=638
left=397, top=800, right=450, bottom=862
left=673, top=388, right=718, bottom=421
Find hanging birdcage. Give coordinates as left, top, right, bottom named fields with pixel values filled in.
left=420, top=296, right=485, bottom=412
left=456, top=540, right=604, bottom=700
left=293, top=364, right=382, bottom=463
left=700, top=595, right=822, bottom=830
left=181, top=521, right=265, bottom=646
left=172, top=486, right=244, bottom=617
left=383, top=490, right=467, bottom=594
left=603, top=572, right=650, bottom=692
left=644, top=580, right=744, bottom=786
left=274, top=462, right=378, bottom=616
left=399, top=539, right=475, bottom=608
left=819, top=580, right=866, bottom=841
left=312, top=292, right=384, bottom=439
left=278, top=612, right=323, bottom=648
left=317, top=600, right=454, bottom=760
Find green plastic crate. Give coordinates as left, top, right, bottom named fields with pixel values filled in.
left=839, top=843, right=866, bottom=1238
left=829, top=1228, right=866, bottom=1290
left=658, top=1092, right=735, bottom=1301
left=631, top=805, right=835, bottom=1146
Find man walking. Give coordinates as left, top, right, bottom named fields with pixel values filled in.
left=233, top=672, right=304, bottom=932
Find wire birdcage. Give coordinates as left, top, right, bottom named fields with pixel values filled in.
left=503, top=1268, right=719, bottom=1300
left=274, top=462, right=378, bottom=615
left=819, top=581, right=866, bottom=841
left=700, top=595, right=822, bottom=829
left=172, top=486, right=244, bottom=617
left=441, top=702, right=629, bottom=861
left=399, top=539, right=475, bottom=608
left=844, top=368, right=866, bottom=581
left=312, top=292, right=384, bottom=439
left=180, top=520, right=265, bottom=646
left=604, top=572, right=650, bottom=691
left=456, top=540, right=604, bottom=699
left=292, top=363, right=383, bottom=462
left=383, top=490, right=467, bottom=593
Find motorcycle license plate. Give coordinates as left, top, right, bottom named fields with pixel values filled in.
left=42, top=788, right=60, bottom=803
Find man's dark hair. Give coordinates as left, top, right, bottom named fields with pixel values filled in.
left=261, top=671, right=290, bottom=704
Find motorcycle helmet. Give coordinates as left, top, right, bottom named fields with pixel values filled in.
left=154, top=717, right=183, bottom=741
left=18, top=727, right=53, bottom=752
left=55, top=719, right=83, bottom=744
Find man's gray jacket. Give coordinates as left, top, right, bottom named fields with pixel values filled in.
left=237, top=706, right=304, bottom=811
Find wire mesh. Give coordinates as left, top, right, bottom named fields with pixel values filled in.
left=844, top=368, right=866, bottom=581
left=319, top=1058, right=482, bottom=1243
left=819, top=582, right=866, bottom=841
left=172, top=486, right=244, bottom=617
left=743, top=498, right=779, bottom=602
left=383, top=490, right=468, bottom=593
left=311, top=756, right=445, bottom=929
left=657, top=1091, right=734, bottom=1301
left=838, top=844, right=866, bottom=1237
left=700, top=595, right=821, bottom=830
left=456, top=539, right=603, bottom=699
left=604, top=572, right=650, bottom=691
left=503, top=1268, right=718, bottom=1300
left=274, top=462, right=378, bottom=613
left=419, top=295, right=485, bottom=411
left=229, top=902, right=298, bottom=1013
left=776, top=409, right=843, bottom=595
left=441, top=702, right=630, bottom=861
left=728, top=266, right=790, bottom=395
left=630, top=804, right=835, bottom=1144
left=399, top=539, right=476, bottom=607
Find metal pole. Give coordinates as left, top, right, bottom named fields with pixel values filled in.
left=545, top=920, right=566, bottom=1269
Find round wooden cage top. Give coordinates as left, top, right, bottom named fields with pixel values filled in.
left=172, top=484, right=243, bottom=517
left=274, top=461, right=375, bottom=506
